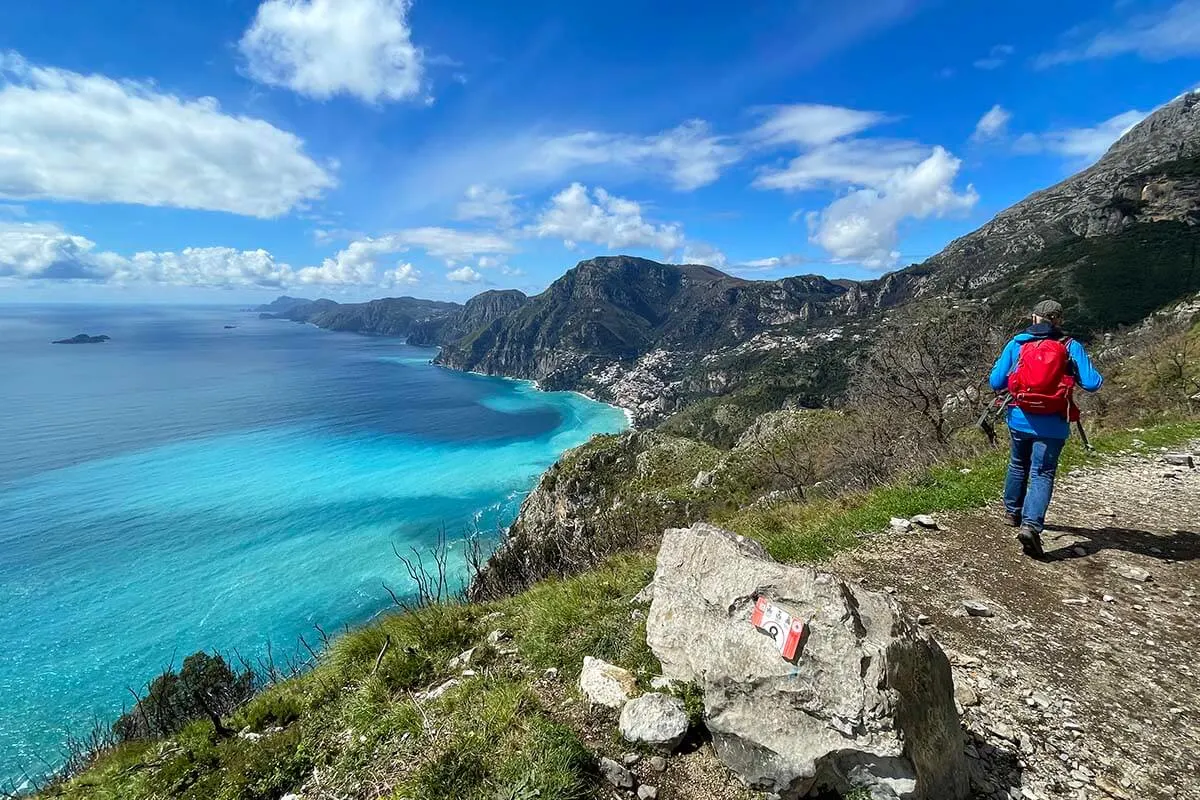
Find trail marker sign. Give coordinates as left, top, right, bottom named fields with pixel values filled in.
left=750, top=596, right=807, bottom=662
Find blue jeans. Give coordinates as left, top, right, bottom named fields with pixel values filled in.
left=1003, top=431, right=1066, bottom=533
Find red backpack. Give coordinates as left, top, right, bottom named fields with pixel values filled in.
left=1008, top=338, right=1078, bottom=419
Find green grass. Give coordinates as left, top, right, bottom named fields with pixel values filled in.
left=501, top=554, right=658, bottom=682
left=724, top=420, right=1200, bottom=563
left=39, top=552, right=658, bottom=800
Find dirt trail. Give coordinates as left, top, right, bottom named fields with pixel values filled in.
left=832, top=443, right=1200, bottom=800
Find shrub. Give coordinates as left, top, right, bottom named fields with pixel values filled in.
left=114, top=652, right=255, bottom=742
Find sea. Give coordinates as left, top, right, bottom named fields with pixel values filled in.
left=0, top=304, right=628, bottom=788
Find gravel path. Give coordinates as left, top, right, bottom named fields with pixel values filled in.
left=832, top=443, right=1200, bottom=800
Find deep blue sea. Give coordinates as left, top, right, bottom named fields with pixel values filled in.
left=0, top=304, right=627, bottom=788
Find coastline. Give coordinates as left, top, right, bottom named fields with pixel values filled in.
left=423, top=347, right=638, bottom=430
left=257, top=313, right=640, bottom=428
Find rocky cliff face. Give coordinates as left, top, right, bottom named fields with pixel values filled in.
left=256, top=296, right=461, bottom=338
left=408, top=289, right=529, bottom=346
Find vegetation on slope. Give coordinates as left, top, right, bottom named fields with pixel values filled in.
left=991, top=222, right=1200, bottom=336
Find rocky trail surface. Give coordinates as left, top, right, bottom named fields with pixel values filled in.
left=832, top=444, right=1200, bottom=800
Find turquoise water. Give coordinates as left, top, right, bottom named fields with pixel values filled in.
left=0, top=305, right=627, bottom=787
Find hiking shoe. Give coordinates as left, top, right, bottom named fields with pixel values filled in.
left=1017, top=525, right=1044, bottom=558
left=1003, top=511, right=1021, bottom=527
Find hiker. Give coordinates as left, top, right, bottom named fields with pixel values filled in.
left=988, top=300, right=1103, bottom=557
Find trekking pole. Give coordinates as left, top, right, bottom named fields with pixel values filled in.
left=1075, top=419, right=1094, bottom=452
left=976, top=392, right=1011, bottom=447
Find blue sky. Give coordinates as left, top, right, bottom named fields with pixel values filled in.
left=0, top=0, right=1197, bottom=304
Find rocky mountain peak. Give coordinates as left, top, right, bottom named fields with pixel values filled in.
left=1101, top=91, right=1200, bottom=169
left=918, top=93, right=1200, bottom=294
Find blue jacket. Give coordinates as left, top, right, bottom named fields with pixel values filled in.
left=988, top=324, right=1103, bottom=440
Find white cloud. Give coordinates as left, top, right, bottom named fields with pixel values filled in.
left=456, top=185, right=518, bottom=227
left=0, top=222, right=112, bottom=280
left=733, top=254, right=810, bottom=272
left=398, top=120, right=741, bottom=210
left=293, top=227, right=513, bottom=283
left=1, top=220, right=513, bottom=288
left=239, top=0, right=424, bottom=103
left=534, top=120, right=741, bottom=191
left=294, top=236, right=400, bottom=284
left=0, top=221, right=293, bottom=286
left=1014, top=110, right=1148, bottom=164
left=747, top=102, right=978, bottom=269
left=0, top=52, right=334, bottom=217
left=531, top=183, right=686, bottom=254
left=680, top=242, right=728, bottom=268
left=807, top=147, right=978, bottom=269
left=117, top=248, right=292, bottom=287
left=754, top=138, right=929, bottom=192
left=447, top=265, right=483, bottom=283
left=382, top=262, right=420, bottom=286
left=1037, top=1, right=1200, bottom=67
left=974, top=44, right=1015, bottom=70
left=972, top=105, right=1012, bottom=141
left=392, top=226, right=515, bottom=260
left=749, top=104, right=888, bottom=146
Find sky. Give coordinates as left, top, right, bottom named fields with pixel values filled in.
left=0, top=0, right=1198, bottom=304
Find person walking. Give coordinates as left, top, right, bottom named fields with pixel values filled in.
left=988, top=300, right=1103, bottom=557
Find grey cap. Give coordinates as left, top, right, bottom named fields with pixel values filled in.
left=1032, top=299, right=1063, bottom=319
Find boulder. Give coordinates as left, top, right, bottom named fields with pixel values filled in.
left=619, top=692, right=689, bottom=749
left=599, top=756, right=636, bottom=789
left=1112, top=563, right=1152, bottom=582
left=579, top=656, right=638, bottom=708
left=646, top=523, right=968, bottom=800
left=1163, top=453, right=1195, bottom=468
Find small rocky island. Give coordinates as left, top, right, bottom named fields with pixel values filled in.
left=52, top=334, right=111, bottom=344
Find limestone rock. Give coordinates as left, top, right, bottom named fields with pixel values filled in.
left=1163, top=453, right=1195, bottom=468
left=963, top=600, right=994, bottom=618
left=631, top=582, right=656, bottom=605
left=910, top=514, right=940, bottom=529
left=599, top=756, right=636, bottom=789
left=1112, top=563, right=1152, bottom=583
left=619, top=692, right=689, bottom=750
left=422, top=678, right=459, bottom=701
left=638, top=786, right=659, bottom=799
left=645, top=523, right=968, bottom=800
left=579, top=656, right=638, bottom=709
left=448, top=648, right=475, bottom=670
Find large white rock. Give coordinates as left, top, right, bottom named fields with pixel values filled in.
left=619, top=692, right=689, bottom=749
left=579, top=656, right=638, bottom=709
left=646, top=523, right=968, bottom=800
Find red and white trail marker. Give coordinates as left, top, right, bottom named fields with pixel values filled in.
left=750, top=596, right=808, bottom=661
